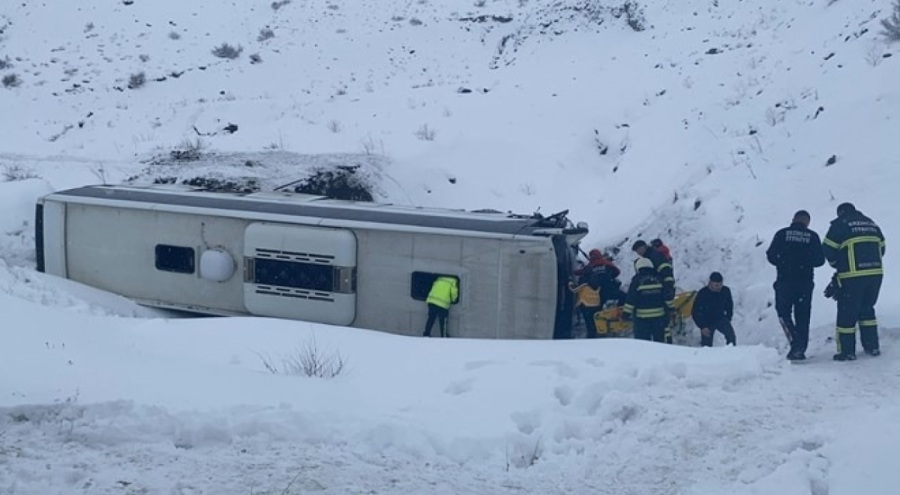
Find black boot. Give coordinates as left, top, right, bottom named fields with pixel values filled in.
left=788, top=351, right=806, bottom=361
left=860, top=326, right=880, bottom=356
left=833, top=352, right=857, bottom=361
left=833, top=333, right=857, bottom=361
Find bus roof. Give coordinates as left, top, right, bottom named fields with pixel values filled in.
left=47, top=185, right=576, bottom=237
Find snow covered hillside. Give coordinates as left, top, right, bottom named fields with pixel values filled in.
left=1, top=0, right=899, bottom=493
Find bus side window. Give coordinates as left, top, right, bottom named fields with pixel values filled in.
left=410, top=272, right=460, bottom=303
left=155, top=244, right=196, bottom=274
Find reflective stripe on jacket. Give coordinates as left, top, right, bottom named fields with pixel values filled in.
left=645, top=247, right=675, bottom=302
left=823, top=211, right=885, bottom=280
left=427, top=276, right=459, bottom=309
left=623, top=272, right=668, bottom=320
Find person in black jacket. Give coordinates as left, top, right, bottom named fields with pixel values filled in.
left=576, top=249, right=624, bottom=306
left=823, top=202, right=886, bottom=361
left=633, top=240, right=677, bottom=343
left=766, top=210, right=825, bottom=361
left=691, top=272, right=736, bottom=347
left=622, top=257, right=669, bottom=343
left=632, top=240, right=675, bottom=303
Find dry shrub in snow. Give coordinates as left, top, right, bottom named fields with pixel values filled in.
left=168, top=138, right=207, bottom=161
left=257, top=337, right=346, bottom=378
left=612, top=1, right=646, bottom=32
left=2, top=164, right=39, bottom=182
left=327, top=120, right=342, bottom=133
left=211, top=43, right=243, bottom=59
left=883, top=0, right=900, bottom=42
left=128, top=72, right=146, bottom=89
left=415, top=124, right=436, bottom=141
left=257, top=28, right=275, bottom=42
left=292, top=164, right=375, bottom=202
left=2, top=73, right=21, bottom=88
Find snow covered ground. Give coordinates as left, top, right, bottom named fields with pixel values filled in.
left=1, top=0, right=899, bottom=493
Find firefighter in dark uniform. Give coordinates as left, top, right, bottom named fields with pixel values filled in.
left=632, top=240, right=676, bottom=342
left=766, top=210, right=825, bottom=360
left=622, top=257, right=669, bottom=343
left=822, top=202, right=886, bottom=361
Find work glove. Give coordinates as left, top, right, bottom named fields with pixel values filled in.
left=823, top=274, right=841, bottom=300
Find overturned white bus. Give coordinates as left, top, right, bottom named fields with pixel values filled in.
left=35, top=184, right=588, bottom=339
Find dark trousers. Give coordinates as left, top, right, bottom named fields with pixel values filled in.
left=601, top=288, right=627, bottom=307
left=700, top=318, right=736, bottom=347
left=633, top=317, right=667, bottom=343
left=424, top=303, right=449, bottom=337
left=774, top=279, right=813, bottom=354
left=835, top=276, right=882, bottom=355
left=581, top=307, right=601, bottom=338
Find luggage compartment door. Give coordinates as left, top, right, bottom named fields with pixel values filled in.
left=243, top=223, right=357, bottom=325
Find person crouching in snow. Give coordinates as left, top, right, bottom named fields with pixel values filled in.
left=622, top=257, right=669, bottom=343
left=691, top=272, right=736, bottom=347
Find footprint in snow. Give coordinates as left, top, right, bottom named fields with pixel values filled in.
left=528, top=360, right=580, bottom=379
left=464, top=360, right=498, bottom=371
left=510, top=410, right=541, bottom=435
left=444, top=377, right=475, bottom=396
left=554, top=385, right=575, bottom=406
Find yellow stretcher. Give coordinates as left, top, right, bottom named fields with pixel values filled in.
left=592, top=290, right=697, bottom=338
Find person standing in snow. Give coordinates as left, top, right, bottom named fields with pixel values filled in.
left=766, top=210, right=826, bottom=361
left=691, top=272, right=736, bottom=347
left=822, top=203, right=886, bottom=361
left=575, top=249, right=624, bottom=306
left=622, top=257, right=669, bottom=343
left=423, top=276, right=459, bottom=338
left=569, top=277, right=603, bottom=338
left=632, top=240, right=675, bottom=303
left=651, top=238, right=673, bottom=263
left=575, top=249, right=621, bottom=282
left=633, top=240, right=675, bottom=342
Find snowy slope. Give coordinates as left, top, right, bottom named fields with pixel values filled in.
left=1, top=0, right=899, bottom=492
left=3, top=301, right=900, bottom=494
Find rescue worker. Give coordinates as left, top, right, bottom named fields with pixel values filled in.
left=423, top=276, right=459, bottom=337
left=822, top=203, right=886, bottom=361
left=633, top=240, right=676, bottom=342
left=632, top=240, right=675, bottom=303
left=691, top=272, right=736, bottom=347
left=651, top=238, right=673, bottom=263
left=569, top=277, right=603, bottom=338
left=765, top=210, right=825, bottom=361
left=575, top=249, right=624, bottom=307
left=622, top=257, right=669, bottom=342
